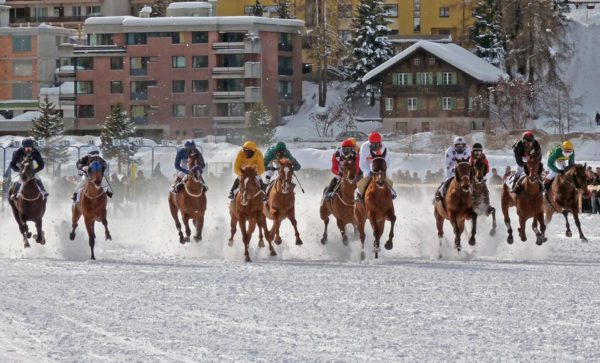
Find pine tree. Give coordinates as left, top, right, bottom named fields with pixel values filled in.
left=251, top=0, right=264, bottom=16
left=277, top=0, right=294, bottom=19
left=469, top=0, right=506, bottom=68
left=344, top=0, right=393, bottom=100
left=100, top=103, right=137, bottom=173
left=30, top=95, right=69, bottom=176
left=246, top=103, right=275, bottom=145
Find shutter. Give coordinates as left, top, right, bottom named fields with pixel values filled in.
left=437, top=97, right=442, bottom=110
left=407, top=73, right=413, bottom=86
left=405, top=98, right=409, bottom=110
left=437, top=72, right=442, bottom=85
left=416, top=97, right=420, bottom=111
left=415, top=72, right=421, bottom=85
left=428, top=72, right=433, bottom=85
left=392, top=74, right=397, bottom=86
left=452, top=72, right=458, bottom=85
left=468, top=97, right=473, bottom=111
left=451, top=98, right=456, bottom=110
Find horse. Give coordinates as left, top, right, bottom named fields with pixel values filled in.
left=168, top=150, right=207, bottom=244
left=471, top=155, right=496, bottom=236
left=320, top=156, right=358, bottom=245
left=228, top=165, right=275, bottom=262
left=434, top=162, right=477, bottom=255
left=8, top=156, right=47, bottom=248
left=500, top=151, right=546, bottom=245
left=355, top=157, right=396, bottom=260
left=264, top=158, right=303, bottom=246
left=544, top=163, right=590, bottom=241
left=69, top=160, right=111, bottom=260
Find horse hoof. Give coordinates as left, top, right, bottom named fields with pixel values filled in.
left=468, top=238, right=476, bottom=246
left=360, top=251, right=366, bottom=261
left=520, top=236, right=527, bottom=242
left=455, top=244, right=462, bottom=252
left=245, top=256, right=251, bottom=262
left=69, top=232, right=76, bottom=240
left=295, top=239, right=303, bottom=246
left=106, top=235, right=112, bottom=241
left=184, top=237, right=190, bottom=243
left=320, top=236, right=327, bottom=245
left=275, top=238, right=282, bottom=245
left=384, top=240, right=393, bottom=250
left=258, top=240, right=265, bottom=248
left=228, top=239, right=234, bottom=247
left=194, top=236, right=201, bottom=242
left=507, top=236, right=514, bottom=245
left=26, top=232, right=32, bottom=238
left=566, top=230, right=572, bottom=238
left=270, top=250, right=277, bottom=257
left=489, top=229, right=496, bottom=237
left=581, top=236, right=588, bottom=242
left=24, top=242, right=30, bottom=248
left=536, top=237, right=543, bottom=246
left=91, top=256, right=96, bottom=260
left=179, top=237, right=185, bottom=244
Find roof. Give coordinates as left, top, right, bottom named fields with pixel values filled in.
left=362, top=40, right=508, bottom=84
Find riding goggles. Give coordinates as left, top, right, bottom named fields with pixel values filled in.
left=370, top=142, right=382, bottom=150
left=341, top=147, right=354, bottom=155
left=563, top=150, right=573, bottom=157
left=473, top=150, right=482, bottom=157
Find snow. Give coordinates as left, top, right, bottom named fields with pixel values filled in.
left=6, top=111, right=40, bottom=122
left=167, top=2, right=212, bottom=10
left=363, top=41, right=509, bottom=84
left=40, top=82, right=74, bottom=96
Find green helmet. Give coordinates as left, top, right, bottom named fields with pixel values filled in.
left=275, top=141, right=287, bottom=152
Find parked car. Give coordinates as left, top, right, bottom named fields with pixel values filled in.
left=335, top=130, right=368, bottom=142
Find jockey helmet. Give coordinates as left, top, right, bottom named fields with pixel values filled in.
left=453, top=136, right=466, bottom=146
left=522, top=131, right=535, bottom=142
left=472, top=143, right=483, bottom=151
left=184, top=139, right=196, bottom=149
left=562, top=140, right=574, bottom=152
left=341, top=139, right=354, bottom=148
left=275, top=141, right=287, bottom=152
left=88, top=145, right=100, bottom=155
left=242, top=140, right=257, bottom=152
left=21, top=138, right=34, bottom=148
left=368, top=131, right=382, bottom=143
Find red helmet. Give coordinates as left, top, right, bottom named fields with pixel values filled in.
left=369, top=131, right=382, bottom=143
left=522, top=131, right=534, bottom=142
left=341, top=138, right=353, bottom=148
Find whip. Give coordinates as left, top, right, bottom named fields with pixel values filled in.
left=293, top=174, right=305, bottom=194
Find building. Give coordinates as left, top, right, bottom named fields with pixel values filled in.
left=362, top=41, right=507, bottom=134
left=0, top=4, right=75, bottom=124
left=57, top=3, right=304, bottom=139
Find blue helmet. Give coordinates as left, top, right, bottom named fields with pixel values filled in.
left=21, top=138, right=34, bottom=148
left=184, top=139, right=196, bottom=149
left=88, top=145, right=100, bottom=156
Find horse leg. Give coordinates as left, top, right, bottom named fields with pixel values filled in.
left=538, top=212, right=548, bottom=243
left=271, top=213, right=283, bottom=246
left=572, top=210, right=587, bottom=241
left=369, top=217, right=382, bottom=258
left=259, top=215, right=276, bottom=257
left=517, top=214, right=527, bottom=242
left=450, top=217, right=461, bottom=252
left=102, top=209, right=111, bottom=241
left=34, top=218, right=45, bottom=245
left=228, top=214, right=237, bottom=246
left=469, top=212, right=477, bottom=246
left=357, top=216, right=367, bottom=261
left=182, top=214, right=192, bottom=243
left=10, top=203, right=29, bottom=248
left=257, top=221, right=265, bottom=248
left=434, top=208, right=444, bottom=259
left=336, top=218, right=348, bottom=246
left=488, top=206, right=497, bottom=236
left=321, top=215, right=329, bottom=244
left=239, top=218, right=251, bottom=262
left=562, top=211, right=572, bottom=238
left=384, top=212, right=396, bottom=250
left=69, top=204, right=82, bottom=241
left=289, top=210, right=302, bottom=246
left=501, top=201, right=513, bottom=245
left=532, top=213, right=545, bottom=245
left=84, top=218, right=96, bottom=260
left=169, top=198, right=185, bottom=244
left=193, top=214, right=204, bottom=242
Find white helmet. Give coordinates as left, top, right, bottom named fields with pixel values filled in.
left=454, top=136, right=466, bottom=145
left=88, top=145, right=100, bottom=155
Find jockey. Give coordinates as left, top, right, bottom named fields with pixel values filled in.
left=347, top=137, right=360, bottom=153
left=72, top=146, right=112, bottom=202
left=263, top=141, right=301, bottom=184
left=228, top=140, right=266, bottom=199
left=544, top=140, right=575, bottom=191
left=171, top=139, right=206, bottom=193
left=511, top=131, right=543, bottom=193
left=356, top=131, right=395, bottom=202
left=9, top=138, right=48, bottom=200
left=324, top=138, right=361, bottom=199
left=435, top=136, right=470, bottom=201
left=469, top=143, right=490, bottom=178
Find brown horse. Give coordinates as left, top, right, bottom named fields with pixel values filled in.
left=320, top=156, right=358, bottom=245
left=8, top=156, right=47, bottom=248
left=501, top=151, right=546, bottom=245
left=472, top=155, right=496, bottom=236
left=434, top=162, right=477, bottom=255
left=264, top=158, right=303, bottom=246
left=228, top=165, right=275, bottom=262
left=69, top=159, right=111, bottom=260
left=355, top=157, right=396, bottom=260
left=168, top=151, right=207, bottom=244
left=544, top=163, right=589, bottom=241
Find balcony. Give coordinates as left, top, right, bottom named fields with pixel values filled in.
left=211, top=67, right=244, bottom=79
left=130, top=92, right=148, bottom=101
left=213, top=116, right=246, bottom=129
left=212, top=41, right=260, bottom=54
left=244, top=62, right=261, bottom=78
left=59, top=94, right=76, bottom=105
left=10, top=15, right=89, bottom=24
left=212, top=91, right=245, bottom=103
left=245, top=87, right=262, bottom=103
left=278, top=67, right=293, bottom=76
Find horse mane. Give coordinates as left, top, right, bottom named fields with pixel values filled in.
left=371, top=157, right=387, bottom=172
left=241, top=164, right=258, bottom=176
left=278, top=158, right=291, bottom=165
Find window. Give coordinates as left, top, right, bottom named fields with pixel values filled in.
left=130, top=57, right=149, bottom=76
left=12, top=83, right=32, bottom=99
left=385, top=97, right=393, bottom=111
left=53, top=7, right=62, bottom=17
left=72, top=6, right=82, bottom=16
left=408, top=98, right=417, bottom=111
left=395, top=122, right=408, bottom=133
left=192, top=104, right=209, bottom=117
left=13, top=60, right=33, bottom=77
left=110, top=57, right=124, bottom=70
left=192, top=56, right=208, bottom=68
left=131, top=81, right=155, bottom=100
left=86, top=6, right=101, bottom=15
left=392, top=73, right=411, bottom=86
left=280, top=104, right=294, bottom=117
left=172, top=80, right=185, bottom=93
left=172, top=56, right=186, bottom=68
left=172, top=104, right=186, bottom=117
left=339, top=4, right=353, bottom=18
left=442, top=97, right=453, bottom=110
left=279, top=81, right=293, bottom=100
left=428, top=57, right=436, bottom=66
left=339, top=30, right=352, bottom=44
left=278, top=57, right=293, bottom=76
left=171, top=32, right=183, bottom=44
left=33, top=8, right=48, bottom=18
left=192, top=80, right=209, bottom=93
left=439, top=7, right=450, bottom=17
left=77, top=105, right=94, bottom=118
left=12, top=35, right=32, bottom=52
left=413, top=57, right=421, bottom=66
left=110, top=81, right=123, bottom=94
left=442, top=72, right=453, bottom=85
left=126, top=33, right=147, bottom=45
left=384, top=5, right=399, bottom=17
left=131, top=105, right=148, bottom=124
left=222, top=54, right=244, bottom=67
left=419, top=72, right=433, bottom=85
left=75, top=57, right=93, bottom=70
left=89, top=33, right=113, bottom=45
left=76, top=81, right=93, bottom=94
left=279, top=33, right=293, bottom=51
left=413, top=0, right=421, bottom=32
left=192, top=32, right=208, bottom=43
left=225, top=103, right=244, bottom=117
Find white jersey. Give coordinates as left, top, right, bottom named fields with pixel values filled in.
left=444, top=146, right=471, bottom=179
left=359, top=141, right=389, bottom=176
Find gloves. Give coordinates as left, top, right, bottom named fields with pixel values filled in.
left=183, top=169, right=189, bottom=175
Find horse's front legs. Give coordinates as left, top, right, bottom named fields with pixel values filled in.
left=384, top=212, right=396, bottom=251
left=562, top=211, right=572, bottom=238
left=34, top=218, right=45, bottom=245
left=336, top=218, right=348, bottom=246
left=572, top=211, right=587, bottom=241
left=450, top=216, right=462, bottom=252
left=289, top=209, right=302, bottom=246
left=228, top=214, right=237, bottom=246
left=84, top=217, right=96, bottom=260
left=193, top=214, right=204, bottom=242
left=182, top=214, right=192, bottom=243
left=469, top=212, right=477, bottom=246
left=69, top=204, right=82, bottom=241
left=532, top=213, right=547, bottom=245
left=517, top=214, right=527, bottom=242
left=169, top=198, right=184, bottom=244
left=488, top=206, right=497, bottom=236
left=502, top=202, right=513, bottom=244
left=238, top=218, right=251, bottom=262
left=321, top=215, right=329, bottom=244
left=369, top=215, right=383, bottom=259
left=259, top=215, right=277, bottom=257
left=102, top=210, right=111, bottom=241
left=271, top=213, right=283, bottom=246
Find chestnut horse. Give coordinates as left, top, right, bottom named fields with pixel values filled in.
left=355, top=157, right=396, bottom=260
left=264, top=158, right=303, bottom=246
left=168, top=151, right=207, bottom=244
left=544, top=163, right=589, bottom=241
left=472, top=155, right=496, bottom=236
left=228, top=165, right=275, bottom=262
left=69, top=160, right=111, bottom=260
left=434, top=162, right=477, bottom=255
left=8, top=156, right=47, bottom=248
left=501, top=151, right=546, bottom=245
left=320, top=156, right=358, bottom=245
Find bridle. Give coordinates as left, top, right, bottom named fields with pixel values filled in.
left=183, top=165, right=205, bottom=198
left=274, top=161, right=294, bottom=195
left=240, top=174, right=263, bottom=206
left=18, top=158, right=43, bottom=201
left=455, top=162, right=473, bottom=193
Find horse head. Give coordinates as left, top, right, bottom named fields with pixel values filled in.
left=187, top=151, right=203, bottom=182
left=19, top=156, right=35, bottom=182
left=239, top=165, right=260, bottom=205
left=454, top=162, right=473, bottom=193
left=371, top=157, right=387, bottom=187
left=276, top=158, right=294, bottom=194
left=88, top=160, right=104, bottom=186
left=340, top=155, right=357, bottom=183
left=473, top=157, right=486, bottom=183
left=566, top=163, right=589, bottom=193
left=526, top=151, right=541, bottom=180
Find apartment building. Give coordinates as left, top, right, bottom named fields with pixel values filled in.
left=58, top=3, right=304, bottom=139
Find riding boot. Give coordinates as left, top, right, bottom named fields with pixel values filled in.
left=35, top=179, right=49, bottom=197
left=543, top=178, right=552, bottom=192
left=170, top=176, right=183, bottom=194
left=229, top=178, right=240, bottom=200
left=106, top=190, right=113, bottom=198
left=72, top=192, right=77, bottom=202
left=325, top=177, right=337, bottom=199
left=511, top=175, right=522, bottom=194
left=260, top=179, right=268, bottom=201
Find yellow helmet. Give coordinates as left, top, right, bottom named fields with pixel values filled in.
left=562, top=140, right=574, bottom=152
left=242, top=141, right=257, bottom=151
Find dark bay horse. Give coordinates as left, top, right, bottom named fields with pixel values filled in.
left=501, top=152, right=546, bottom=245
left=472, top=155, right=496, bottom=236
left=168, top=151, right=207, bottom=244
left=434, top=162, right=476, bottom=255
left=9, top=156, right=47, bottom=248
left=264, top=158, right=302, bottom=246
left=355, top=157, right=396, bottom=260
left=320, top=156, right=358, bottom=245
left=69, top=160, right=111, bottom=260
left=544, top=163, right=589, bottom=241
left=228, top=165, right=275, bottom=262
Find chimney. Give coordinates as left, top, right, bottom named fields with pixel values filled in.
left=139, top=5, right=152, bottom=18
left=0, top=4, right=10, bottom=28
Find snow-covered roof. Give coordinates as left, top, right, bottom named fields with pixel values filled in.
left=363, top=41, right=508, bottom=84
left=40, top=82, right=74, bottom=95
left=86, top=16, right=304, bottom=29
left=168, top=2, right=212, bottom=9
left=10, top=111, right=40, bottom=122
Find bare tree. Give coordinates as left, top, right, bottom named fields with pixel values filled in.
left=541, top=81, right=586, bottom=135
left=476, top=77, right=535, bottom=131
left=310, top=102, right=354, bottom=137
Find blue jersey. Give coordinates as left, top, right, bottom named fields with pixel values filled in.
left=174, top=148, right=205, bottom=174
